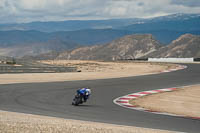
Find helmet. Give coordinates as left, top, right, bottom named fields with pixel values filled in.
left=86, top=89, right=91, bottom=95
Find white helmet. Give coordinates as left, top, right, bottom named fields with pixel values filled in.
left=86, top=89, right=91, bottom=95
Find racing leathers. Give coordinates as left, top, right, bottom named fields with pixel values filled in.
left=77, top=88, right=91, bottom=102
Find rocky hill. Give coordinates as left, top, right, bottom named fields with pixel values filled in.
left=147, top=34, right=200, bottom=58
left=56, top=34, right=161, bottom=60
left=33, top=33, right=200, bottom=60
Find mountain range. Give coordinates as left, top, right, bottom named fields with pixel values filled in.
left=0, top=29, right=133, bottom=57
left=0, top=19, right=142, bottom=32
left=25, top=34, right=200, bottom=61
left=0, top=13, right=199, bottom=58
left=1, top=13, right=199, bottom=33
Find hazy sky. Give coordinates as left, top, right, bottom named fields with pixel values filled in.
left=0, top=0, right=200, bottom=23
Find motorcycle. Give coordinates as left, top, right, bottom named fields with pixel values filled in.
left=72, top=94, right=83, bottom=106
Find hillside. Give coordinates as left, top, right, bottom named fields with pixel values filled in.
left=0, top=29, right=132, bottom=46
left=31, top=33, right=200, bottom=60
left=120, top=14, right=200, bottom=32
left=119, top=14, right=200, bottom=44
left=147, top=34, right=200, bottom=58
left=0, top=19, right=142, bottom=32
left=0, top=29, right=132, bottom=57
left=1, top=13, right=199, bottom=33
left=0, top=14, right=200, bottom=59
left=56, top=34, right=161, bottom=60
left=0, top=13, right=199, bottom=45
left=0, top=31, right=78, bottom=57
left=0, top=13, right=199, bottom=58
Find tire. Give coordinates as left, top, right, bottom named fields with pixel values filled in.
left=72, top=94, right=83, bottom=106
left=72, top=97, right=80, bottom=106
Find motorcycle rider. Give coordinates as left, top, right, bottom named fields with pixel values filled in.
left=77, top=87, right=91, bottom=102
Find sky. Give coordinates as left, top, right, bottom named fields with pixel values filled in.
left=0, top=0, right=200, bottom=23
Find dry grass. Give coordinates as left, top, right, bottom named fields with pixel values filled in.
left=130, top=85, right=200, bottom=118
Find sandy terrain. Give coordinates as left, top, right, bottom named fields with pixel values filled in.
left=0, top=60, right=176, bottom=84
left=0, top=60, right=179, bottom=133
left=0, top=111, right=175, bottom=133
left=130, top=85, right=200, bottom=118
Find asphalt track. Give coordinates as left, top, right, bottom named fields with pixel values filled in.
left=0, top=64, right=200, bottom=133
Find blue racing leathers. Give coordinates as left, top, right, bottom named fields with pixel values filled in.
left=77, top=88, right=90, bottom=102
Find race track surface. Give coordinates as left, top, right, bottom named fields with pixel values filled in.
left=0, top=64, right=200, bottom=133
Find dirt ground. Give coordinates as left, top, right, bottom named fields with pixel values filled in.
left=0, top=60, right=176, bottom=84
left=130, top=85, right=200, bottom=118
left=0, top=60, right=180, bottom=133
left=0, top=111, right=175, bottom=133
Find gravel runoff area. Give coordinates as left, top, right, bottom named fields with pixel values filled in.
left=0, top=60, right=178, bottom=85
left=0, top=60, right=179, bottom=133
left=130, top=85, right=200, bottom=118
left=0, top=111, right=176, bottom=133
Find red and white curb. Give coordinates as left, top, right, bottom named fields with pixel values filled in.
left=113, top=88, right=177, bottom=113
left=113, top=88, right=200, bottom=120
left=113, top=65, right=200, bottom=120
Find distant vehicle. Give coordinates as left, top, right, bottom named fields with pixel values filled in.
left=72, top=88, right=91, bottom=106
